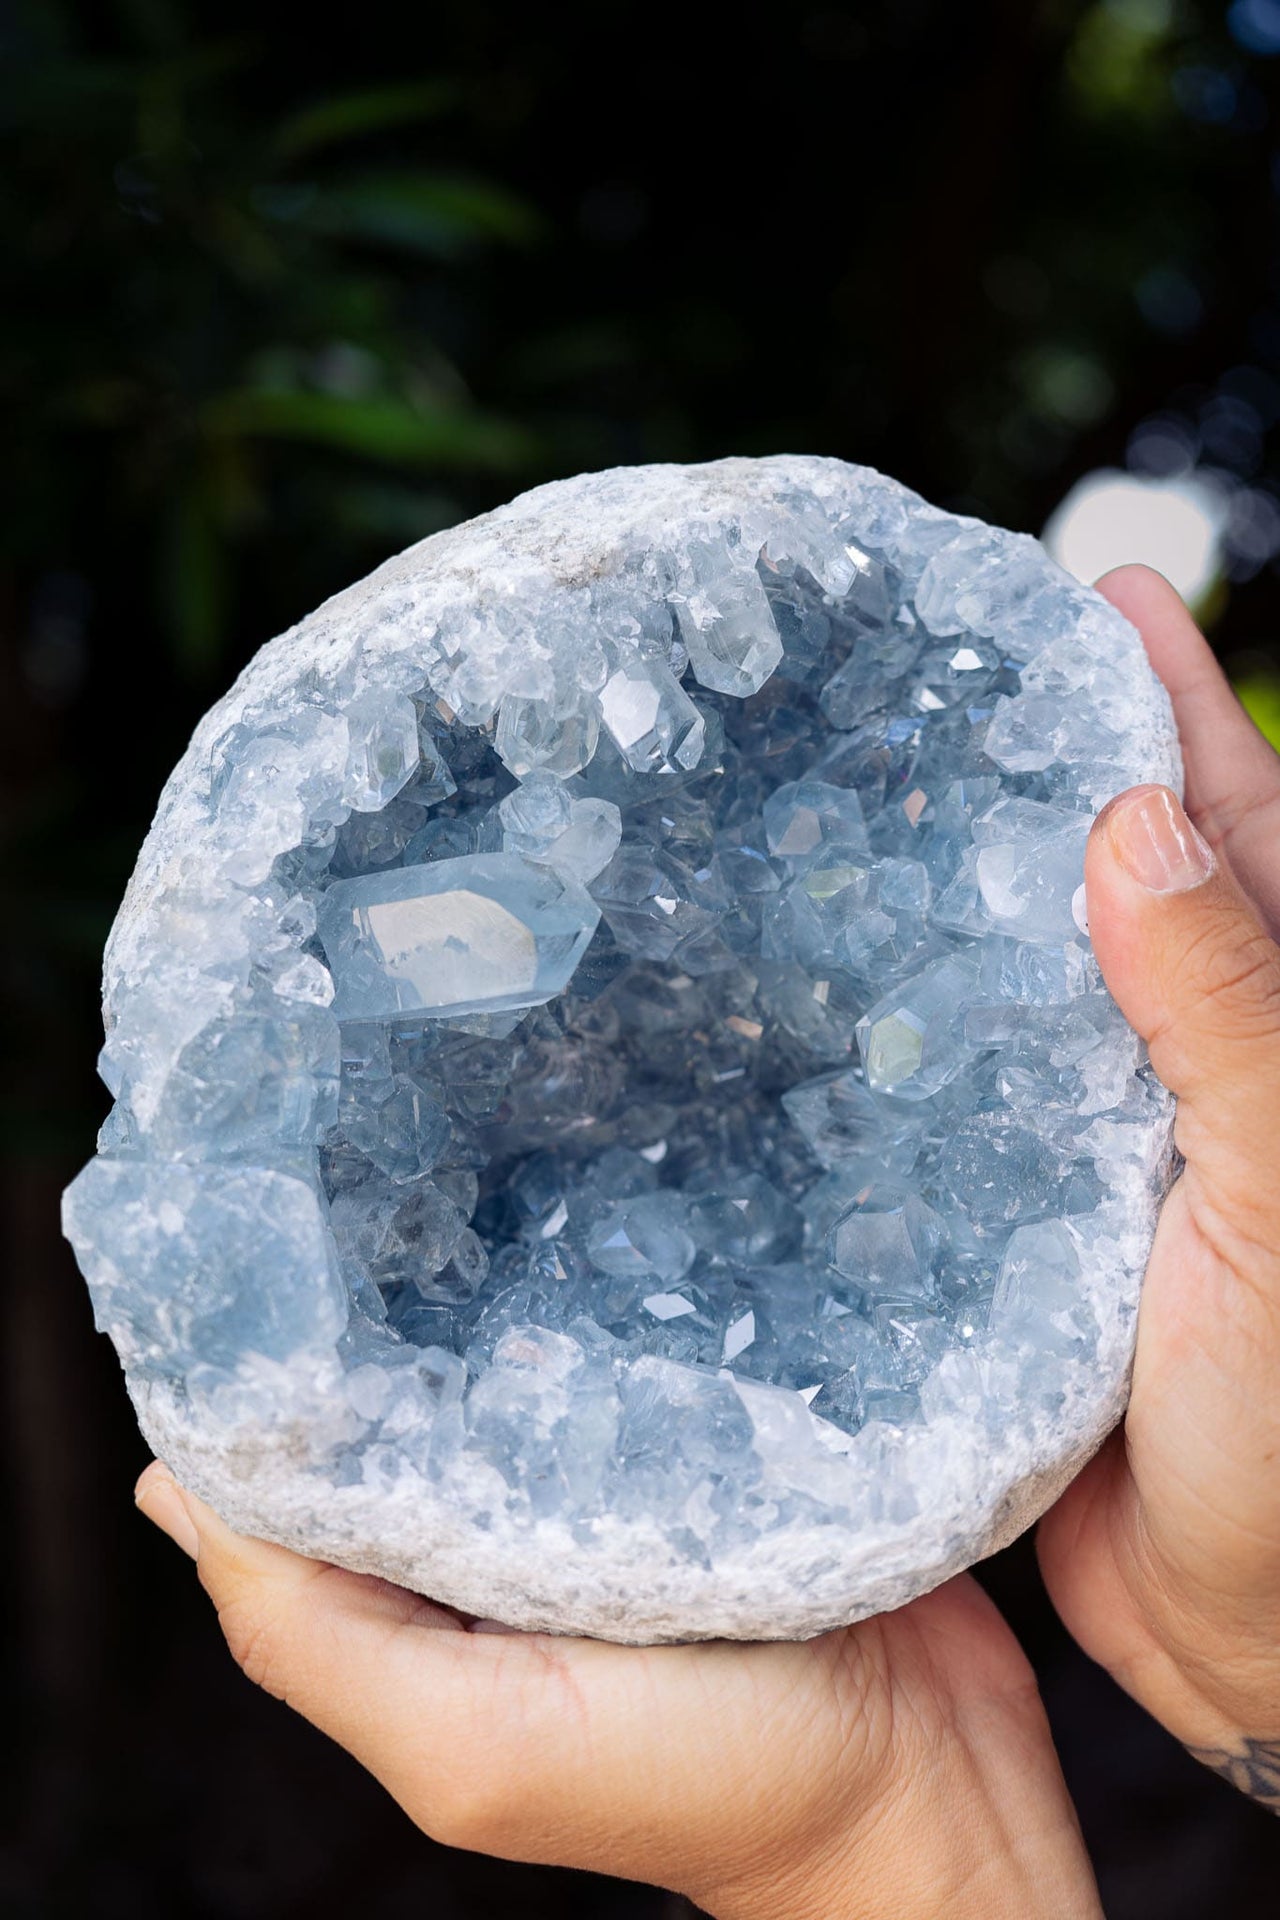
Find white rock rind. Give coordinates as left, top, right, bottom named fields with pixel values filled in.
left=130, top=1139, right=1169, bottom=1641
left=140, top=1390, right=1112, bottom=1643
left=134, top=1312, right=1130, bottom=1644
left=84, top=456, right=1180, bottom=1642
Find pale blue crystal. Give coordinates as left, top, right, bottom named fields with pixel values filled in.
left=146, top=1008, right=340, bottom=1154
left=782, top=1068, right=884, bottom=1167
left=971, top=797, right=1092, bottom=942
left=497, top=774, right=622, bottom=882
left=855, top=954, right=979, bottom=1098
left=63, top=1159, right=346, bottom=1375
left=495, top=693, right=600, bottom=779
left=598, top=654, right=706, bottom=773
left=989, top=1220, right=1094, bottom=1355
left=65, top=457, right=1176, bottom=1604
left=688, top=1173, right=802, bottom=1265
left=940, top=1116, right=1068, bottom=1231
left=587, top=1192, right=697, bottom=1283
left=763, top=779, right=869, bottom=861
left=342, top=691, right=420, bottom=812
left=317, top=853, right=600, bottom=1021
left=828, top=1187, right=946, bottom=1297
left=401, top=814, right=476, bottom=867
left=675, top=538, right=783, bottom=696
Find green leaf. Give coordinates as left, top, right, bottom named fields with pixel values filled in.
left=202, top=387, right=536, bottom=470
left=1235, top=673, right=1280, bottom=752
left=304, top=171, right=542, bottom=257
left=272, top=82, right=458, bottom=160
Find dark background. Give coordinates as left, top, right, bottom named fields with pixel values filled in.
left=5, top=1, right=1280, bottom=1913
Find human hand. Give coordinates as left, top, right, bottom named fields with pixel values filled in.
left=137, top=1464, right=1101, bottom=1917
left=1038, top=564, right=1280, bottom=1812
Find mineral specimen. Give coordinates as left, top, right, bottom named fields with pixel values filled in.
left=63, top=456, right=1180, bottom=1642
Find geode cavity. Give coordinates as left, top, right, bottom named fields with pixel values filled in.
left=63, top=456, right=1179, bottom=1641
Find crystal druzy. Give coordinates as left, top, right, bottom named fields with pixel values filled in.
left=63, top=457, right=1180, bottom=1641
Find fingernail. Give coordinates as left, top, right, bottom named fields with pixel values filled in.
left=136, top=1465, right=200, bottom=1560
left=1104, top=786, right=1216, bottom=894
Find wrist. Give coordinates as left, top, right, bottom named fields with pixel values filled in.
left=1106, top=1623, right=1280, bottom=1816
left=1060, top=1541, right=1280, bottom=1801
left=1104, top=1604, right=1280, bottom=1767
left=1041, top=1459, right=1280, bottom=1781
left=694, top=1751, right=1101, bottom=1920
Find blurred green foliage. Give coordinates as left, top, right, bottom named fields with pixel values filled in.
left=1236, top=672, right=1280, bottom=746
left=5, top=0, right=1280, bottom=1167
left=4, top=16, right=543, bottom=679
left=8, top=0, right=1280, bottom=698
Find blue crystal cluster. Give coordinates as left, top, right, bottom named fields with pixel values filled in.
left=63, top=460, right=1176, bottom=1624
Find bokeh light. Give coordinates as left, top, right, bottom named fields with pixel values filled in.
left=1230, top=0, right=1280, bottom=57
left=1042, top=468, right=1227, bottom=604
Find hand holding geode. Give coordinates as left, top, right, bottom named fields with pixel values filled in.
left=63, top=456, right=1179, bottom=1642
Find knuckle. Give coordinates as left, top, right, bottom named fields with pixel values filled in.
left=1183, top=918, right=1280, bottom=1035
left=425, top=1766, right=528, bottom=1853
left=416, top=1648, right=578, bottom=1852
left=1151, top=914, right=1280, bottom=1082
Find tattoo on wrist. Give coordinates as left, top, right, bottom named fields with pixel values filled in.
left=1185, top=1735, right=1280, bottom=1812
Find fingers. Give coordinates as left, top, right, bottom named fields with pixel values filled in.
left=1096, top=566, right=1280, bottom=933
left=132, top=1463, right=840, bottom=1884
left=1085, top=784, right=1280, bottom=1216
left=133, top=1467, right=1093, bottom=1911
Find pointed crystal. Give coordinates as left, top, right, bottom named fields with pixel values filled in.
left=318, top=853, right=600, bottom=1021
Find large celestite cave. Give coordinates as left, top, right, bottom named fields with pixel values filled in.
left=63, top=457, right=1178, bottom=1641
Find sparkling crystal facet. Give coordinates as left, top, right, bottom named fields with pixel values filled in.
left=317, top=854, right=601, bottom=1021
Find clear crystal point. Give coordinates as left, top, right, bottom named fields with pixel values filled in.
left=317, top=853, right=600, bottom=1021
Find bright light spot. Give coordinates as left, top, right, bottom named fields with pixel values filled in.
left=1042, top=468, right=1227, bottom=606
left=643, top=1292, right=696, bottom=1322
left=722, top=1311, right=756, bottom=1363
left=1226, top=487, right=1280, bottom=573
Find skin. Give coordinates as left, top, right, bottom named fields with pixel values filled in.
left=1036, top=566, right=1280, bottom=1795
left=137, top=565, right=1280, bottom=1914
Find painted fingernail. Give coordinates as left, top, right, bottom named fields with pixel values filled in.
left=136, top=1464, right=200, bottom=1559
left=1105, top=786, right=1216, bottom=894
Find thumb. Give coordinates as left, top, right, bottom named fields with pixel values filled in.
left=1086, top=784, right=1280, bottom=1207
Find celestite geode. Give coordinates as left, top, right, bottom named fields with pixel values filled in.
left=63, top=457, right=1180, bottom=1641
